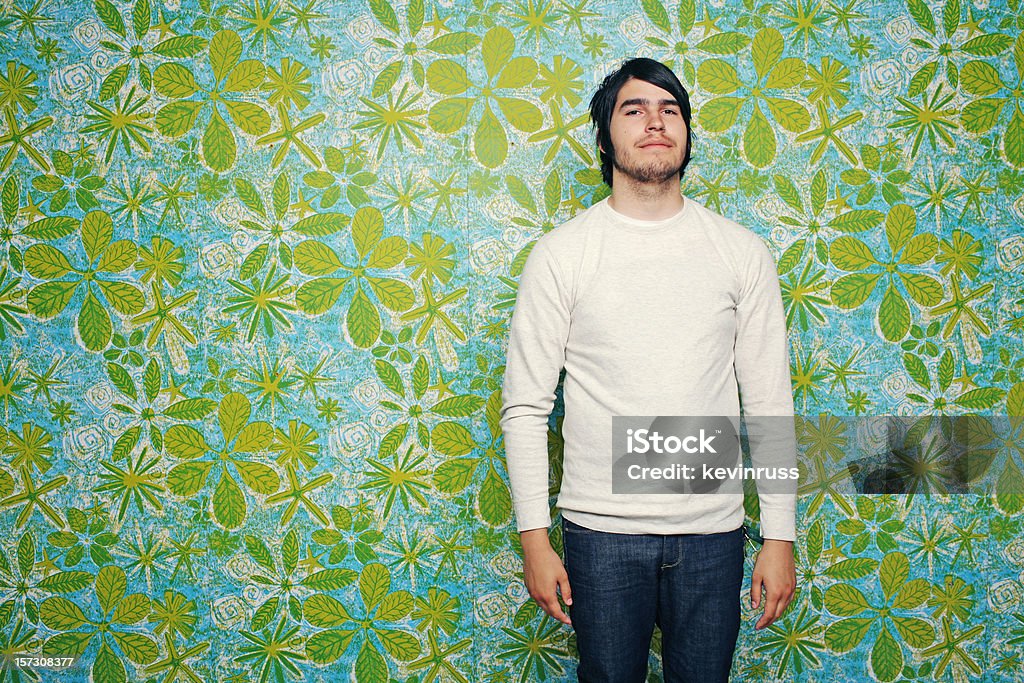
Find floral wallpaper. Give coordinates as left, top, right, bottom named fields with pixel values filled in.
left=0, top=0, right=1023, bottom=680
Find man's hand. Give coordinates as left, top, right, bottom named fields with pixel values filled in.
left=520, top=528, right=572, bottom=625
left=750, top=538, right=795, bottom=630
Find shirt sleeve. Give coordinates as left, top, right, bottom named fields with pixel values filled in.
left=734, top=236, right=798, bottom=542
left=499, top=239, right=572, bottom=532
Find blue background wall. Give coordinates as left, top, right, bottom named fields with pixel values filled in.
left=0, top=0, right=1023, bottom=680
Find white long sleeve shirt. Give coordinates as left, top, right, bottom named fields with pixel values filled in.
left=499, top=196, right=797, bottom=541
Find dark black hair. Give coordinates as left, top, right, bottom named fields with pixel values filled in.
left=589, top=58, right=692, bottom=187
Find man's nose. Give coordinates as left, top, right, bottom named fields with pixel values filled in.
left=647, top=113, right=665, bottom=131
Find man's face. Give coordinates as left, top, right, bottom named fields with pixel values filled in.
left=605, top=77, right=688, bottom=185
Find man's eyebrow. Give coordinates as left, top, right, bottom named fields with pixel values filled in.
left=618, top=97, right=680, bottom=109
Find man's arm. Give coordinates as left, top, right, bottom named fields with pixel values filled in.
left=734, top=236, right=798, bottom=629
left=498, top=239, right=574, bottom=624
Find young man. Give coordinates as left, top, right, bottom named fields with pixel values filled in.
left=499, top=58, right=797, bottom=682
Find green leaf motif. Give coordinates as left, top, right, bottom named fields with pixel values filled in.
left=961, top=34, right=1013, bottom=56
left=367, top=236, right=406, bottom=269
left=377, top=628, right=419, bottom=660
left=163, top=397, right=217, bottom=420
left=167, top=461, right=213, bottom=496
left=907, top=62, right=938, bottom=99
left=233, top=421, right=274, bottom=454
left=368, top=0, right=400, bottom=34
left=641, top=0, right=671, bottom=33
left=28, top=281, right=78, bottom=319
left=824, top=583, right=871, bottom=616
left=431, top=394, right=484, bottom=417
left=348, top=287, right=381, bottom=348
left=99, top=64, right=130, bottom=101
left=871, top=625, right=902, bottom=682
left=478, top=467, right=511, bottom=526
left=425, top=32, right=480, bottom=55
left=764, top=97, right=810, bottom=133
left=428, top=97, right=474, bottom=134
left=878, top=284, right=911, bottom=341
left=366, top=277, right=414, bottom=312
left=302, top=568, right=358, bottom=590
left=156, top=101, right=204, bottom=138
left=475, top=104, right=507, bottom=169
left=97, top=280, right=145, bottom=315
left=40, top=596, right=87, bottom=630
left=153, top=63, right=199, bottom=99
left=37, top=571, right=94, bottom=593
left=297, top=277, right=346, bottom=314
left=25, top=244, right=72, bottom=279
left=744, top=105, right=775, bottom=167
left=292, top=213, right=351, bottom=237
left=495, top=97, right=542, bottom=133
left=695, top=32, right=750, bottom=55
left=352, top=207, right=385, bottom=258
left=496, top=57, right=537, bottom=89
left=306, top=628, right=356, bottom=664
left=213, top=469, right=246, bottom=529
left=224, top=60, right=266, bottom=92
left=698, top=60, right=742, bottom=95
left=432, top=422, right=475, bottom=457
left=829, top=210, right=885, bottom=233
left=94, top=0, right=127, bottom=37
left=94, top=642, right=128, bottom=683
left=825, top=617, right=874, bottom=652
left=752, top=28, right=784, bottom=80
left=906, top=0, right=935, bottom=34
left=903, top=353, right=930, bottom=390
left=153, top=36, right=208, bottom=58
left=831, top=272, right=882, bottom=308
left=96, top=565, right=127, bottom=615
left=239, top=244, right=268, bottom=280
left=203, top=110, right=236, bottom=172
left=209, top=30, right=242, bottom=83
left=831, top=236, right=876, bottom=271
left=23, top=216, right=80, bottom=240
left=355, top=638, right=387, bottom=683
left=110, top=630, right=157, bottom=667
left=699, top=97, right=745, bottom=132
left=766, top=58, right=805, bottom=89
left=426, top=60, right=471, bottom=96
left=304, top=594, right=353, bottom=628
left=79, top=289, right=112, bottom=351
left=482, top=26, right=514, bottom=80
left=294, top=241, right=342, bottom=276
left=224, top=100, right=272, bottom=135
left=433, top=458, right=479, bottom=492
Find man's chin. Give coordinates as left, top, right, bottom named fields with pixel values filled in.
left=614, top=165, right=681, bottom=185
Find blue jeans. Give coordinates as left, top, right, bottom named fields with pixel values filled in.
left=562, top=518, right=745, bottom=683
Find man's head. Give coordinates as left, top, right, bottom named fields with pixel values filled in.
left=589, top=58, right=692, bottom=188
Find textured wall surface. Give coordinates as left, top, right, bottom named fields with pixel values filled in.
left=0, top=0, right=1023, bottom=680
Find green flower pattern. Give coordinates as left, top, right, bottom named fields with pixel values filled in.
left=0, top=0, right=1021, bottom=681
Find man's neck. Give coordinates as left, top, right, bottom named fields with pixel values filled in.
left=607, top=175, right=684, bottom=221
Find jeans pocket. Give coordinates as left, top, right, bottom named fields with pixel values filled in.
left=562, top=518, right=598, bottom=535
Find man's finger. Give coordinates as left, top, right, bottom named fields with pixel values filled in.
left=540, top=595, right=572, bottom=625
left=558, top=573, right=573, bottom=606
left=756, top=592, right=780, bottom=630
left=749, top=574, right=763, bottom=609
